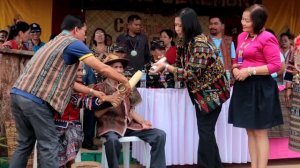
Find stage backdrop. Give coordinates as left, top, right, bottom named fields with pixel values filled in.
left=86, top=10, right=209, bottom=45
left=0, top=0, right=52, bottom=42
left=85, top=1, right=300, bottom=39
left=263, top=0, right=300, bottom=36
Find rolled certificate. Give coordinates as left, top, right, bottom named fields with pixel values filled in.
left=117, top=70, right=143, bottom=93
left=117, top=84, right=126, bottom=94
left=129, top=70, right=143, bottom=88
left=150, top=57, right=167, bottom=71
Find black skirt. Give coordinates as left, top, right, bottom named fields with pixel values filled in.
left=228, top=75, right=283, bottom=129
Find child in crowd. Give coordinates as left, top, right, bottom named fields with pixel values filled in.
left=145, top=40, right=175, bottom=88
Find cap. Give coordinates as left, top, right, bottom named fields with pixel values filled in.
left=30, top=23, right=41, bottom=33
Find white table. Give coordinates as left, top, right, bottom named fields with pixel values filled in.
left=132, top=88, right=250, bottom=166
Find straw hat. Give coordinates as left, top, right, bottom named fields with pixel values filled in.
left=103, top=53, right=128, bottom=67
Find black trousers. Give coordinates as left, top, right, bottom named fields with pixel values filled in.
left=83, top=109, right=96, bottom=144
left=195, top=105, right=223, bottom=168
left=102, top=128, right=166, bottom=168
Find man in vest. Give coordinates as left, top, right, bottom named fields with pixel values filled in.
left=9, top=15, right=131, bottom=168
left=208, top=16, right=236, bottom=84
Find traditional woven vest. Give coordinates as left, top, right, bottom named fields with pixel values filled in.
left=14, top=34, right=78, bottom=114
left=208, top=35, right=233, bottom=70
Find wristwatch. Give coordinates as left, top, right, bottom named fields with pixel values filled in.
left=165, top=64, right=170, bottom=72
left=252, top=67, right=257, bottom=75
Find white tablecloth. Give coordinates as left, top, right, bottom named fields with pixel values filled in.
left=132, top=88, right=250, bottom=166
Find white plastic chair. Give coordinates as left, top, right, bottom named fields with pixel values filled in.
left=33, top=142, right=37, bottom=168
left=101, top=136, right=150, bottom=168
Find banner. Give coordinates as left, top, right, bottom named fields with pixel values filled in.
left=263, top=0, right=300, bottom=36
left=0, top=0, right=52, bottom=42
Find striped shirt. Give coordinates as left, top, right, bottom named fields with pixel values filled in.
left=13, top=33, right=93, bottom=114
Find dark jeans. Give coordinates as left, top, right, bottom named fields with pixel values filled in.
left=103, top=128, right=166, bottom=168
left=83, top=109, right=97, bottom=145
left=195, top=105, right=223, bottom=168
left=9, top=94, right=59, bottom=168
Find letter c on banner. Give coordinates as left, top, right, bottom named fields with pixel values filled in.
left=114, top=18, right=124, bottom=32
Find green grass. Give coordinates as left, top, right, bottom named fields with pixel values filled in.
left=0, top=136, right=8, bottom=168
left=81, top=151, right=138, bottom=164
left=0, top=157, right=9, bottom=168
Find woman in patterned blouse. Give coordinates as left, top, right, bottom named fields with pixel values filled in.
left=151, top=8, right=229, bottom=168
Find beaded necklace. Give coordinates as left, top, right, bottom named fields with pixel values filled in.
left=237, top=34, right=257, bottom=64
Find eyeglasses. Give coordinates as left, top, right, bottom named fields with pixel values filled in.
left=30, top=31, right=40, bottom=34
left=0, top=35, right=6, bottom=39
left=115, top=50, right=125, bottom=53
left=95, top=32, right=104, bottom=36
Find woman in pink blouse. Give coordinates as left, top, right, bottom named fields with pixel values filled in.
left=229, top=4, right=283, bottom=168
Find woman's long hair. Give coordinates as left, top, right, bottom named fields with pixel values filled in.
left=175, top=8, right=202, bottom=45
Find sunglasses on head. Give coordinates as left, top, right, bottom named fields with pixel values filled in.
left=151, top=41, right=164, bottom=46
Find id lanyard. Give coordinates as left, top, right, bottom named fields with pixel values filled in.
left=237, top=34, right=257, bottom=64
